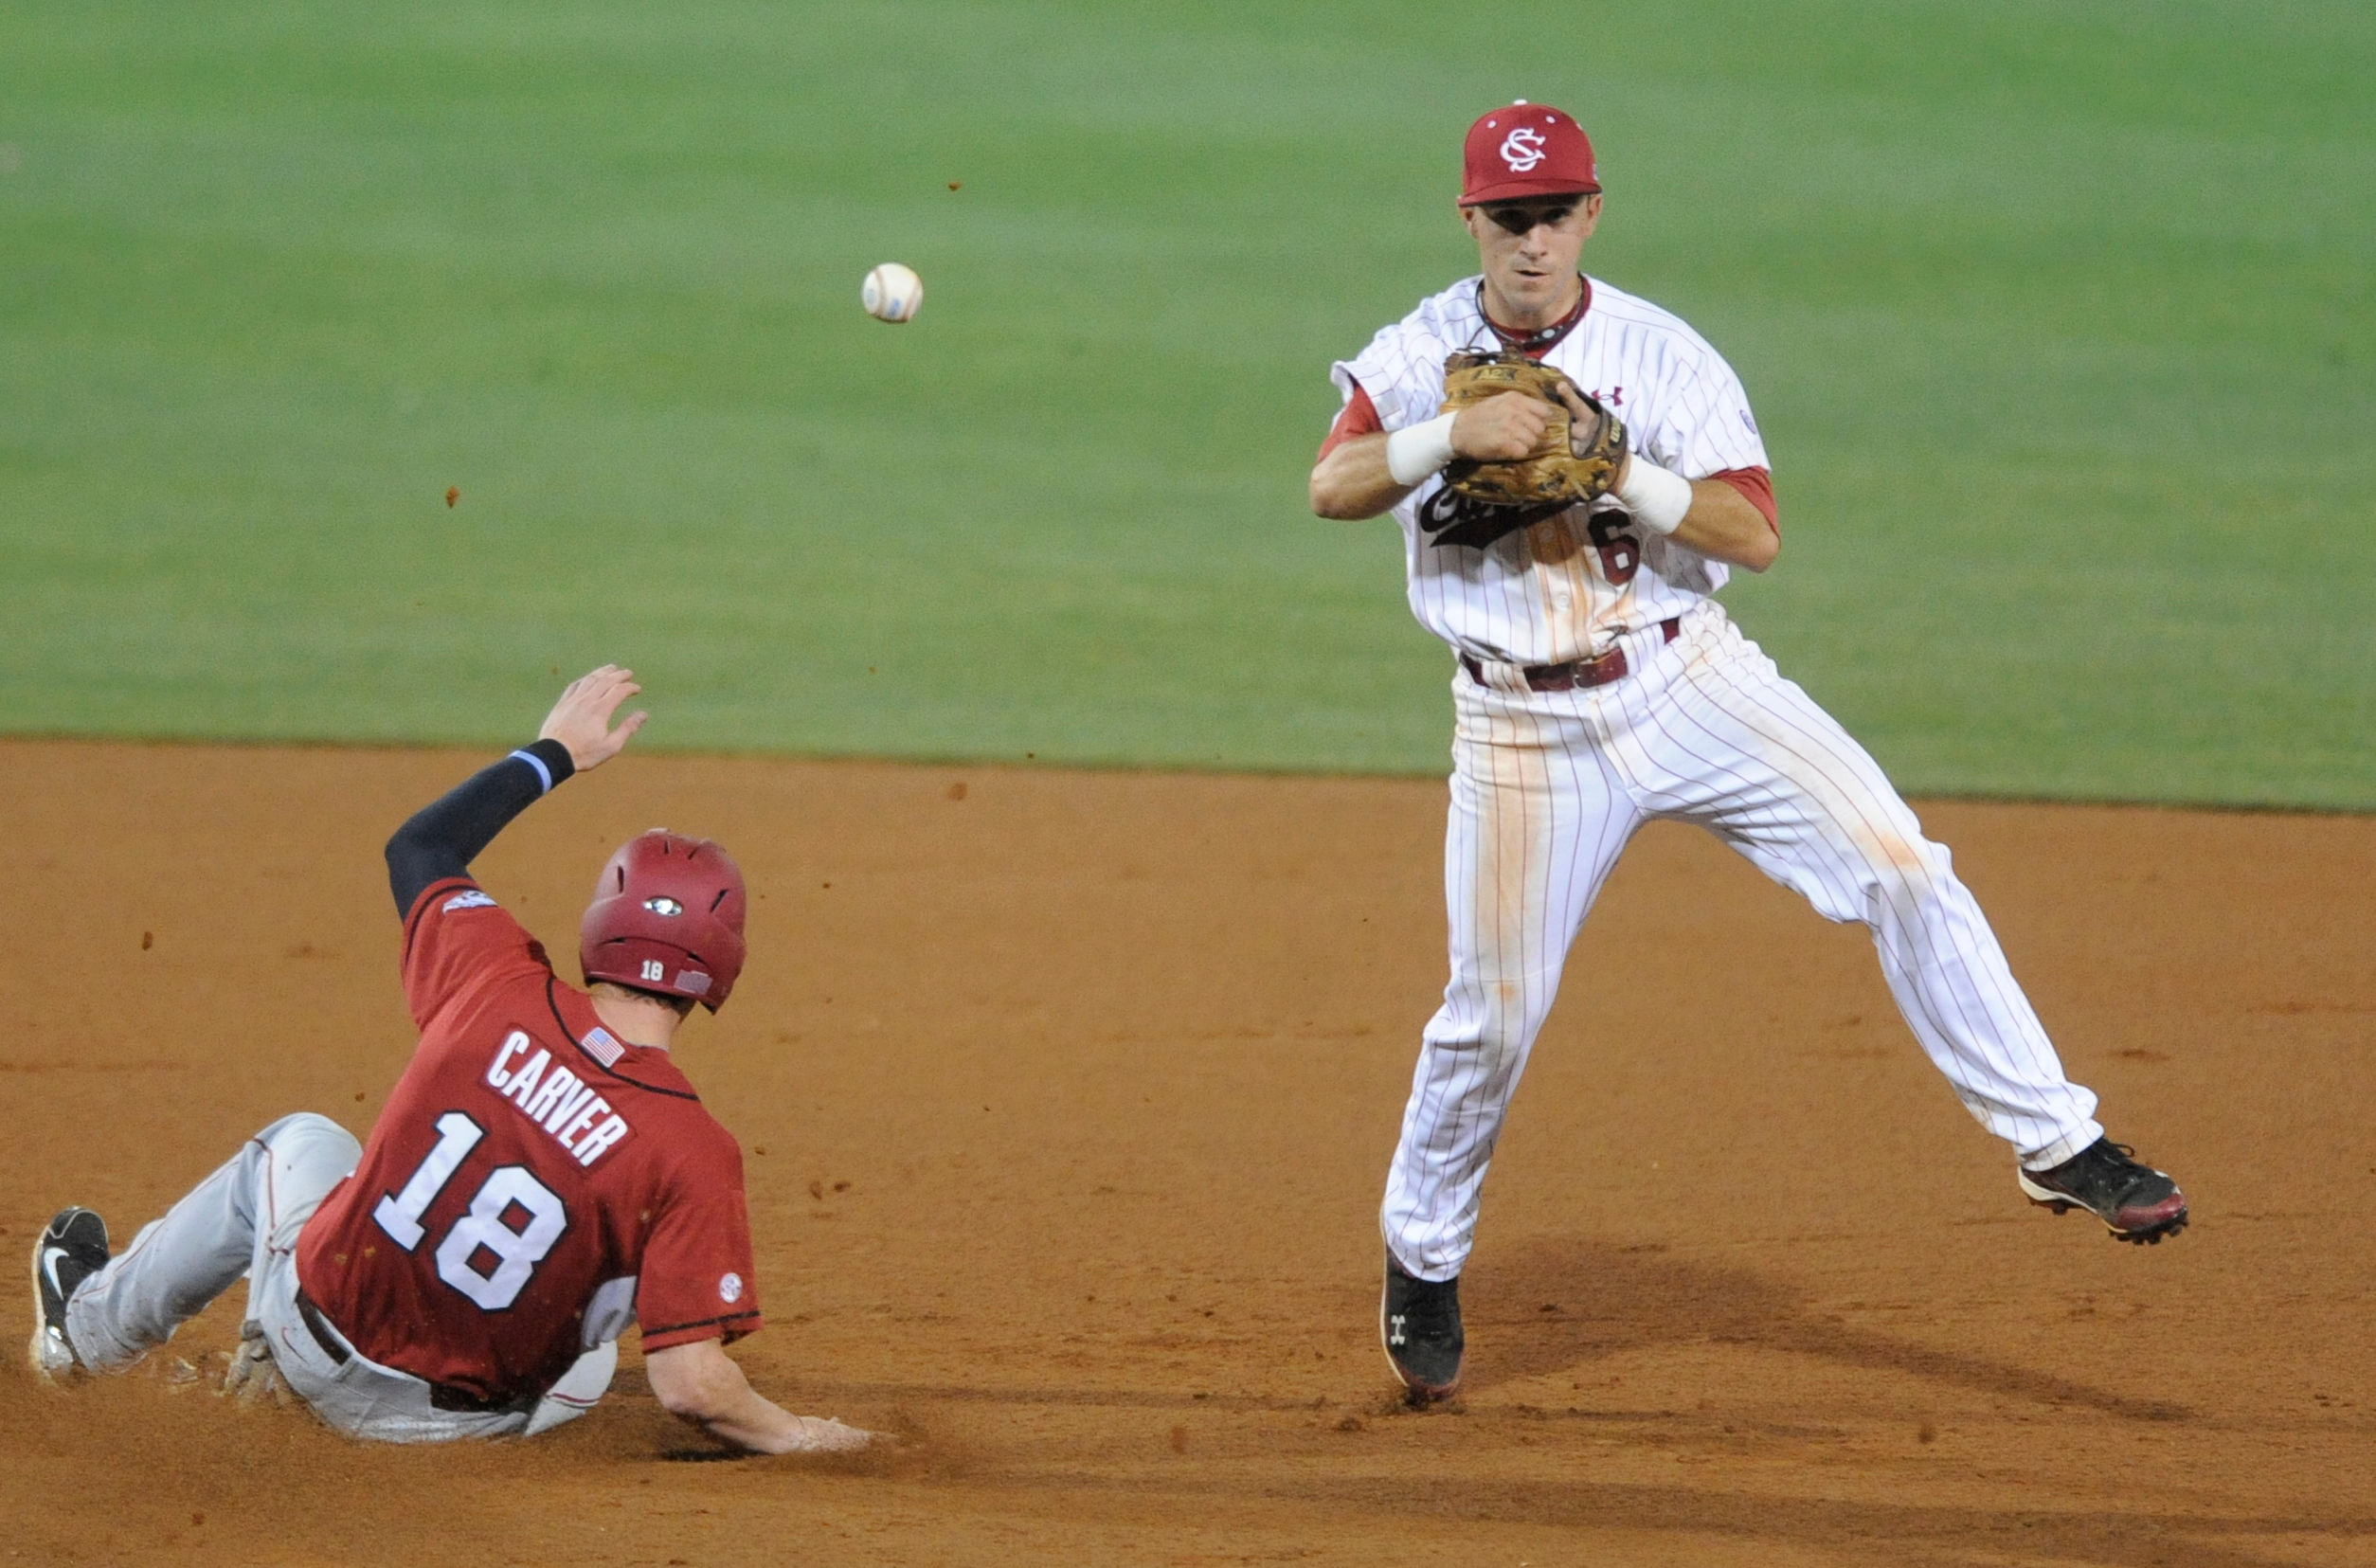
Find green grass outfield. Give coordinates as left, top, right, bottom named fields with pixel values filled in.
left=3, top=1, right=2370, bottom=805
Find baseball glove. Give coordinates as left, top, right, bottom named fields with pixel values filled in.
left=1436, top=350, right=1628, bottom=510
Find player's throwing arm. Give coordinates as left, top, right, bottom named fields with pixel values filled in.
left=1309, top=102, right=2188, bottom=1408
left=30, top=667, right=882, bottom=1454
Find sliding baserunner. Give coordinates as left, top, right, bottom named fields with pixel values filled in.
left=30, top=666, right=878, bottom=1451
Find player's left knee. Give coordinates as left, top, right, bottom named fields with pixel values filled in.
left=256, top=1113, right=364, bottom=1190
left=1880, top=856, right=1963, bottom=924
left=1857, top=817, right=1948, bottom=883
left=1840, top=826, right=1955, bottom=920
left=262, top=1110, right=361, bottom=1152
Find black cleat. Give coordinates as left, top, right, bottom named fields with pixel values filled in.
left=28, top=1207, right=109, bottom=1382
left=1380, top=1253, right=1464, bottom=1404
left=2019, top=1139, right=2187, bottom=1244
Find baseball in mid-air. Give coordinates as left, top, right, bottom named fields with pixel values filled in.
left=861, top=262, right=923, bottom=323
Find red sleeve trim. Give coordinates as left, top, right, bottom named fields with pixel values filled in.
left=1317, top=383, right=1384, bottom=460
left=1709, top=466, right=1777, bottom=535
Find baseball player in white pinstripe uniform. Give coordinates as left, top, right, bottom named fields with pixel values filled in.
left=1308, top=102, right=2188, bottom=1405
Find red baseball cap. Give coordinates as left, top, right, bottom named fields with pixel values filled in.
left=1461, top=101, right=1599, bottom=205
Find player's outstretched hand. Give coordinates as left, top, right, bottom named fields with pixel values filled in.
left=1450, top=389, right=1555, bottom=460
left=783, top=1415, right=889, bottom=1454
left=646, top=1338, right=895, bottom=1456
left=537, top=664, right=648, bottom=772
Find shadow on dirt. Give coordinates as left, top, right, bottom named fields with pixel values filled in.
left=1466, top=1233, right=2190, bottom=1421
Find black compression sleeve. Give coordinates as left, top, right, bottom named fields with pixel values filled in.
left=385, top=738, right=577, bottom=916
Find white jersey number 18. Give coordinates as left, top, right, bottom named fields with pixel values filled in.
left=370, top=1110, right=571, bottom=1310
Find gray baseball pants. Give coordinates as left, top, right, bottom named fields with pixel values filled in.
left=63, top=1111, right=616, bottom=1443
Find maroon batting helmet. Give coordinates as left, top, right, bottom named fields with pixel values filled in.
left=580, top=830, right=748, bottom=1011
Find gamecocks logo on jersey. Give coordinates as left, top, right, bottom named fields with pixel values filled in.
left=1500, top=128, right=1547, bottom=171
left=1419, top=485, right=1567, bottom=550
left=1419, top=488, right=1643, bottom=581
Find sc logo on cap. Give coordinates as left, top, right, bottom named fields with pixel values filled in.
left=1500, top=127, right=1547, bottom=171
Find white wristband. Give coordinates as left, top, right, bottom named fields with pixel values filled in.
left=1385, top=413, right=1460, bottom=486
left=1617, top=456, right=1694, bottom=536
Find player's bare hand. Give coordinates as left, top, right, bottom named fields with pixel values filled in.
left=780, top=1415, right=886, bottom=1454
left=537, top=665, right=647, bottom=773
left=1451, top=391, right=1553, bottom=460
left=1548, top=380, right=1611, bottom=458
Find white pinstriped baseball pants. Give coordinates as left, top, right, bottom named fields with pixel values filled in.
left=1382, top=604, right=2104, bottom=1281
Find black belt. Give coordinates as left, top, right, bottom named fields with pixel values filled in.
left=1462, top=616, right=1680, bottom=694
left=293, top=1287, right=528, bottom=1415
left=293, top=1287, right=350, bottom=1365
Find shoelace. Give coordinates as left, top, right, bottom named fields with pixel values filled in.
left=2096, top=1143, right=2151, bottom=1179
left=2071, top=1142, right=2157, bottom=1201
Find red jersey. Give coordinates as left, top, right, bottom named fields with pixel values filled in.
left=297, top=876, right=762, bottom=1404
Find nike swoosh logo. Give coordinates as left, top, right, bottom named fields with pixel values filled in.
left=40, top=1245, right=69, bottom=1300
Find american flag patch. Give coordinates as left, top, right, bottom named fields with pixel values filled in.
left=582, top=1027, right=624, bottom=1069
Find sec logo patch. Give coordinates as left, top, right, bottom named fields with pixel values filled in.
left=719, top=1271, right=744, bottom=1305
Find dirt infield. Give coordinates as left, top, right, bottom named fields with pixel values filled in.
left=4, top=739, right=2372, bottom=1567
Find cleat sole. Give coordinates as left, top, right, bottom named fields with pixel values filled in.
left=27, top=1233, right=64, bottom=1385
left=2112, top=1209, right=2188, bottom=1246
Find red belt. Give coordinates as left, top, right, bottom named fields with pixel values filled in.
left=1462, top=617, right=1680, bottom=694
